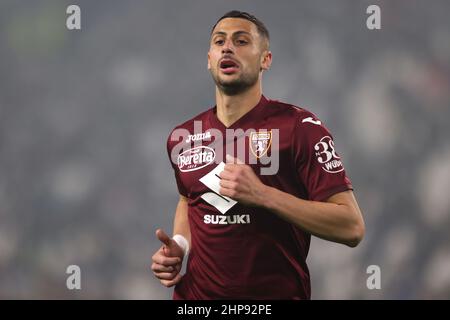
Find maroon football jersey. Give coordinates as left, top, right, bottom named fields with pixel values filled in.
left=166, top=95, right=353, bottom=299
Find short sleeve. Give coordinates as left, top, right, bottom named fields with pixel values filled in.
left=167, top=131, right=189, bottom=198
left=292, top=113, right=353, bottom=201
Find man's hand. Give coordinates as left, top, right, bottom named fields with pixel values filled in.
left=151, top=229, right=184, bottom=287
left=218, top=154, right=268, bottom=207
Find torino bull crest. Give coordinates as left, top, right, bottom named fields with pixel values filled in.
left=250, top=130, right=272, bottom=158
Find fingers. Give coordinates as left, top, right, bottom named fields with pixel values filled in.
left=219, top=169, right=234, bottom=180
left=154, top=270, right=179, bottom=280
left=161, top=273, right=183, bottom=288
left=152, top=231, right=184, bottom=288
left=152, top=260, right=181, bottom=273
left=219, top=187, right=236, bottom=199
left=152, top=251, right=182, bottom=266
left=152, top=263, right=174, bottom=273
left=156, top=229, right=172, bottom=246
left=219, top=179, right=237, bottom=190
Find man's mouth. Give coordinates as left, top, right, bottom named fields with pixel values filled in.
left=219, top=59, right=239, bottom=74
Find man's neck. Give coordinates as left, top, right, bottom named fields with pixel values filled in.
left=215, top=84, right=263, bottom=128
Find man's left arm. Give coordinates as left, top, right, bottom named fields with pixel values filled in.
left=219, top=155, right=365, bottom=247
left=262, top=187, right=364, bottom=247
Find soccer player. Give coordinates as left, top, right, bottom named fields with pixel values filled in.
left=151, top=10, right=365, bottom=299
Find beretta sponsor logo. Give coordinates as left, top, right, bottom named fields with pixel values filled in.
left=178, top=146, right=215, bottom=172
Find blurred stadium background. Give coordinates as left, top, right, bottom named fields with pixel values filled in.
left=0, top=0, right=449, bottom=299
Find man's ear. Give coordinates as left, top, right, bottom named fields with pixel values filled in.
left=207, top=51, right=211, bottom=70
left=261, top=51, right=272, bottom=71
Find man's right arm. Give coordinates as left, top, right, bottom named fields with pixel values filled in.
left=173, top=195, right=191, bottom=250
left=151, top=195, right=191, bottom=288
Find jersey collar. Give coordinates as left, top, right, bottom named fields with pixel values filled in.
left=208, top=95, right=270, bottom=132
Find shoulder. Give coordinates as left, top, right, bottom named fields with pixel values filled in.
left=266, top=99, right=337, bottom=157
left=166, top=107, right=213, bottom=148
left=266, top=98, right=326, bottom=131
left=170, top=107, right=212, bottom=133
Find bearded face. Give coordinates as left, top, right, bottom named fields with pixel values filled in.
left=208, top=18, right=270, bottom=96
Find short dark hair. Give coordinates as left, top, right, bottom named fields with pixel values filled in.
left=211, top=10, right=270, bottom=45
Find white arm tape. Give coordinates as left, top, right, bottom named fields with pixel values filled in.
left=172, top=234, right=190, bottom=258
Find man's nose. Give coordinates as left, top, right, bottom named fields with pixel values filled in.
left=222, top=39, right=234, bottom=54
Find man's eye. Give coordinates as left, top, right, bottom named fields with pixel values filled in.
left=215, top=40, right=224, bottom=45
left=237, top=40, right=248, bottom=45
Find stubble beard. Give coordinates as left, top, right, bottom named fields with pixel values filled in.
left=211, top=67, right=259, bottom=96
